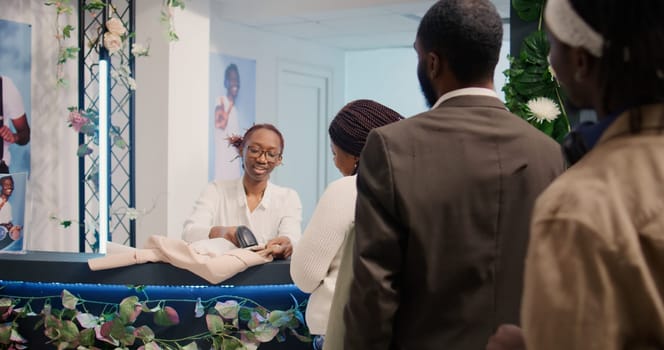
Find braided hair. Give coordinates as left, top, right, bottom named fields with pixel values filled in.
left=569, top=0, right=664, bottom=131
left=328, top=99, right=404, bottom=157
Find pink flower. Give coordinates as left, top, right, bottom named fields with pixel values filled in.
left=105, top=17, right=127, bottom=36
left=68, top=110, right=89, bottom=132
left=103, top=32, right=122, bottom=54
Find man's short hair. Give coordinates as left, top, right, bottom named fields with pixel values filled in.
left=417, top=0, right=503, bottom=84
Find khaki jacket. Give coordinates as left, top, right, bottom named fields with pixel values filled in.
left=523, top=104, right=664, bottom=349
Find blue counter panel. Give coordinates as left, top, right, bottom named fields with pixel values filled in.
left=0, top=252, right=313, bottom=349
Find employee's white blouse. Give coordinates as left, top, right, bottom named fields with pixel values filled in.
left=182, top=179, right=302, bottom=246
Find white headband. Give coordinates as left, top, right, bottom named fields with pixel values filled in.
left=544, top=0, right=604, bottom=57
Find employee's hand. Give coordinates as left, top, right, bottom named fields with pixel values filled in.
left=0, top=126, right=17, bottom=144
left=266, top=236, right=292, bottom=259
left=486, top=324, right=526, bottom=350
left=209, top=226, right=239, bottom=247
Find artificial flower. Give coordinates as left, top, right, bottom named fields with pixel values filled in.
left=526, top=97, right=561, bottom=123
left=105, top=17, right=127, bottom=36
left=67, top=110, right=89, bottom=132
left=131, top=42, right=150, bottom=57
left=103, top=32, right=122, bottom=54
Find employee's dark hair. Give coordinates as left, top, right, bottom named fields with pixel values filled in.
left=228, top=123, right=285, bottom=155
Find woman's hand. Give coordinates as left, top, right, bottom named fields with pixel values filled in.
left=209, top=226, right=239, bottom=247
left=266, top=236, right=292, bottom=259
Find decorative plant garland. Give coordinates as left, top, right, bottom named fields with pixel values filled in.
left=0, top=288, right=311, bottom=349
left=504, top=0, right=571, bottom=142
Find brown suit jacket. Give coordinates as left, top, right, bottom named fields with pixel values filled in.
left=343, top=95, right=566, bottom=350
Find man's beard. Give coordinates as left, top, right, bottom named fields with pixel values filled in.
left=417, top=62, right=438, bottom=108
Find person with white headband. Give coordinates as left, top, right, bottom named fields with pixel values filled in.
left=487, top=0, right=664, bottom=349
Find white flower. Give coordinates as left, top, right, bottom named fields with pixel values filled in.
left=126, top=76, right=137, bottom=90
left=105, top=17, right=127, bottom=36
left=103, top=32, right=122, bottom=54
left=131, top=43, right=150, bottom=57
left=526, top=97, right=561, bottom=123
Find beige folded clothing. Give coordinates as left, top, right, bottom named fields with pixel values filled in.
left=88, top=235, right=273, bottom=284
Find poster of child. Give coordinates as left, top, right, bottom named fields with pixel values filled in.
left=0, top=172, right=27, bottom=253
left=209, top=53, right=256, bottom=181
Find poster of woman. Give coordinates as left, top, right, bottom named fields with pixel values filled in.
left=209, top=53, right=256, bottom=181
left=0, top=19, right=32, bottom=176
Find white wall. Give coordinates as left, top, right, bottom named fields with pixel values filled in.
left=134, top=1, right=175, bottom=246
left=0, top=0, right=79, bottom=252
left=345, top=48, right=428, bottom=118
left=209, top=3, right=346, bottom=129
left=344, top=23, right=511, bottom=118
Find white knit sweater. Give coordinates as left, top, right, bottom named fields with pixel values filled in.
left=290, top=175, right=357, bottom=335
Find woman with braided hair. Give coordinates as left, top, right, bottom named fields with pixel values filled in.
left=487, top=0, right=664, bottom=349
left=290, top=99, right=404, bottom=349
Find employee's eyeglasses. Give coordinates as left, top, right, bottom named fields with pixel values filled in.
left=246, top=146, right=281, bottom=162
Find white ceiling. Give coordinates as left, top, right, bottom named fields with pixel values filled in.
left=212, top=0, right=511, bottom=51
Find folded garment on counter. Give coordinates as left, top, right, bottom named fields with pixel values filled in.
left=88, top=235, right=273, bottom=284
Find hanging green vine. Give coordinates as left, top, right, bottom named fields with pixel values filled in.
left=0, top=289, right=311, bottom=349
left=503, top=0, right=570, bottom=143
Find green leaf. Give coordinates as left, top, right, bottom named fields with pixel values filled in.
left=215, top=300, right=239, bottom=320
left=76, top=144, right=93, bottom=157
left=0, top=298, right=11, bottom=308
left=153, top=306, right=179, bottom=326
left=114, top=136, right=128, bottom=149
left=120, top=325, right=136, bottom=345
left=238, top=307, right=252, bottom=321
left=133, top=325, right=155, bottom=342
left=83, top=0, right=106, bottom=11
left=109, top=319, right=127, bottom=341
left=142, top=341, right=163, bottom=350
left=60, top=320, right=79, bottom=342
left=79, top=328, right=95, bottom=346
left=267, top=310, right=290, bottom=328
left=0, top=324, right=11, bottom=344
left=251, top=323, right=279, bottom=343
left=289, top=328, right=312, bottom=343
left=181, top=342, right=199, bottom=350
left=61, top=290, right=78, bottom=310
left=9, top=328, right=26, bottom=343
left=205, top=314, right=224, bottom=334
left=512, top=0, right=543, bottom=22
left=62, top=25, right=75, bottom=39
left=119, top=296, right=140, bottom=324
left=522, top=31, right=549, bottom=63
left=60, top=220, right=72, bottom=228
left=76, top=313, right=98, bottom=329
left=221, top=337, right=243, bottom=350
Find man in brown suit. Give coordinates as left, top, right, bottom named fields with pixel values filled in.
left=342, top=0, right=566, bottom=349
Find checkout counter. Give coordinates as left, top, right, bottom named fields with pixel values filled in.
left=0, top=251, right=311, bottom=349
